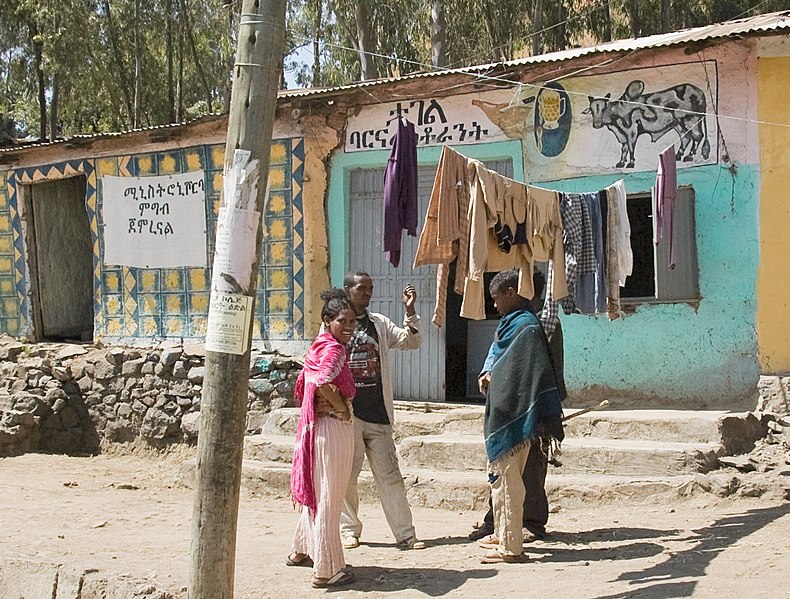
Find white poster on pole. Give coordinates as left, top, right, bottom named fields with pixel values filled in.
left=102, top=171, right=208, bottom=268
left=205, top=292, right=253, bottom=355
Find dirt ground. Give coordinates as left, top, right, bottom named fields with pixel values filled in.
left=1, top=450, right=789, bottom=599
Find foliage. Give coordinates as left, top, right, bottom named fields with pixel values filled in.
left=1, top=0, right=789, bottom=138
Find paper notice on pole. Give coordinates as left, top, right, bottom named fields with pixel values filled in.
left=205, top=293, right=253, bottom=355
left=210, top=207, right=261, bottom=294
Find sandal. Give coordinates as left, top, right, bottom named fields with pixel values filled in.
left=480, top=550, right=528, bottom=564
left=311, top=570, right=355, bottom=588
left=286, top=552, right=313, bottom=567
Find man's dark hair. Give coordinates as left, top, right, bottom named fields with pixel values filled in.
left=320, top=287, right=354, bottom=321
left=489, top=269, right=519, bottom=296
left=343, top=270, right=371, bottom=289
left=532, top=269, right=546, bottom=302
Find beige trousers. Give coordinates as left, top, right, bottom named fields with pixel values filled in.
left=489, top=440, right=530, bottom=556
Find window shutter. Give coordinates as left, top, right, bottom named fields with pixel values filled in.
left=655, top=185, right=699, bottom=300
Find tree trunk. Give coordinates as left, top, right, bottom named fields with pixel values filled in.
left=49, top=72, right=59, bottom=139
left=555, top=0, right=566, bottom=51
left=101, top=0, right=135, bottom=127
left=354, top=1, right=379, bottom=80
left=660, top=0, right=672, bottom=33
left=133, top=0, right=141, bottom=128
left=180, top=0, right=214, bottom=111
left=532, top=0, right=544, bottom=55
left=166, top=0, right=176, bottom=123
left=431, top=0, right=446, bottom=68
left=34, top=37, right=47, bottom=140
left=627, top=0, right=642, bottom=37
left=177, top=24, right=185, bottom=121
left=602, top=0, right=612, bottom=42
left=312, top=0, right=322, bottom=85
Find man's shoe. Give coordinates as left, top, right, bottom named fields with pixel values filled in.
left=342, top=536, right=360, bottom=549
left=468, top=523, right=494, bottom=541
left=397, top=537, right=426, bottom=550
left=522, top=528, right=546, bottom=543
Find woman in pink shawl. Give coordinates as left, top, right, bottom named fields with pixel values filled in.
left=287, top=288, right=357, bottom=588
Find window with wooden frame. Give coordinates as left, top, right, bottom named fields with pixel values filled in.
left=620, top=185, right=700, bottom=303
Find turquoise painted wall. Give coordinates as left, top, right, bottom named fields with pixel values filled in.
left=328, top=140, right=524, bottom=286
left=328, top=141, right=759, bottom=406
left=544, top=164, right=759, bottom=405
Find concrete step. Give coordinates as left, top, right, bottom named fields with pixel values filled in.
left=176, top=459, right=786, bottom=512
left=259, top=406, right=764, bottom=452
left=397, top=433, right=723, bottom=475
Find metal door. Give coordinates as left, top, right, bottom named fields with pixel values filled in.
left=349, top=167, right=442, bottom=400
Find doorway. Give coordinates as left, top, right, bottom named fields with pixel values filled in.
left=23, top=176, right=94, bottom=341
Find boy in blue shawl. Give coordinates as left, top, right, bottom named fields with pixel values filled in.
left=478, top=270, right=564, bottom=563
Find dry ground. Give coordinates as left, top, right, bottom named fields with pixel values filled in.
left=1, top=450, right=789, bottom=598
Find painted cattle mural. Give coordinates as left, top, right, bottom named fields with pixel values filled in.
left=584, top=80, right=711, bottom=168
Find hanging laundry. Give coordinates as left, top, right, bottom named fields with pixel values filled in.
left=541, top=192, right=581, bottom=335
left=383, top=118, right=419, bottom=268
left=608, top=180, right=632, bottom=286
left=653, top=146, right=677, bottom=270
left=414, top=147, right=567, bottom=325
left=414, top=146, right=473, bottom=326
left=575, top=192, right=607, bottom=315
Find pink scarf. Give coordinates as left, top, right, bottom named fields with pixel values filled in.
left=290, top=331, right=356, bottom=511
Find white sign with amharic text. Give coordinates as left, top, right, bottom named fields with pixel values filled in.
left=102, top=171, right=208, bottom=268
left=344, top=91, right=515, bottom=153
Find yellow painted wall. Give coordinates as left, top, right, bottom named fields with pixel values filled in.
left=757, top=57, right=790, bottom=373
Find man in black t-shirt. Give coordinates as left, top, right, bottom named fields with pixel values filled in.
left=339, top=271, right=426, bottom=550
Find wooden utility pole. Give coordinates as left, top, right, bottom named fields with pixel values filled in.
left=188, top=2, right=286, bottom=598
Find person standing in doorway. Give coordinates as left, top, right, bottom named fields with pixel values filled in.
left=339, top=271, right=426, bottom=550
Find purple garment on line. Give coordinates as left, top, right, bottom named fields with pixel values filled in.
left=653, top=146, right=677, bottom=270
left=383, top=118, right=419, bottom=268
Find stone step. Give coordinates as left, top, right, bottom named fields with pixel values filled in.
left=257, top=406, right=764, bottom=452
left=397, top=433, right=723, bottom=475
left=176, top=459, right=786, bottom=512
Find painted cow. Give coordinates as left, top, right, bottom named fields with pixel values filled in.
left=584, top=80, right=711, bottom=168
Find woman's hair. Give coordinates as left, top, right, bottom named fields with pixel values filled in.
left=320, top=287, right=354, bottom=321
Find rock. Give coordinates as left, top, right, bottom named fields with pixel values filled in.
left=182, top=343, right=206, bottom=358
left=140, top=408, right=179, bottom=439
left=122, top=358, right=145, bottom=377
left=275, top=381, right=292, bottom=396
left=160, top=348, right=182, bottom=367
left=103, top=394, right=119, bottom=406
left=254, top=356, right=275, bottom=374
left=757, top=375, right=790, bottom=414
left=176, top=397, right=193, bottom=409
left=141, top=362, right=155, bottom=375
left=117, top=403, right=132, bottom=418
left=718, top=455, right=757, bottom=472
left=249, top=379, right=274, bottom=397
left=181, top=411, right=200, bottom=441
left=57, top=345, right=88, bottom=360
left=172, top=361, right=188, bottom=379
left=163, top=401, right=180, bottom=415
left=36, top=375, right=52, bottom=388
left=77, top=376, right=93, bottom=393
left=51, top=398, right=67, bottom=412
left=93, top=360, right=117, bottom=380
left=0, top=339, right=25, bottom=361
left=272, top=356, right=295, bottom=369
left=154, top=363, right=167, bottom=376
left=131, top=400, right=148, bottom=414
left=269, top=369, right=287, bottom=383
left=60, top=406, right=79, bottom=428
left=45, top=387, right=67, bottom=403
left=187, top=366, right=204, bottom=384
left=13, top=393, right=49, bottom=416
left=52, top=366, right=71, bottom=382
left=105, top=348, right=125, bottom=366
left=246, top=410, right=268, bottom=434
left=71, top=363, right=86, bottom=379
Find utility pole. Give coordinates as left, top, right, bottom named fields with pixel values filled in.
left=188, top=2, right=286, bottom=598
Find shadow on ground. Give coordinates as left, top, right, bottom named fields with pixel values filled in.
left=590, top=502, right=790, bottom=598
left=335, top=565, right=495, bottom=595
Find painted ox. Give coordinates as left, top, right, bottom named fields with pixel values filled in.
left=584, top=80, right=711, bottom=168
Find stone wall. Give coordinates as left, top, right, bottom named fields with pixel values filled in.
left=0, top=337, right=301, bottom=456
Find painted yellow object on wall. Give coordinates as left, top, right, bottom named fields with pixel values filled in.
left=757, top=57, right=790, bottom=373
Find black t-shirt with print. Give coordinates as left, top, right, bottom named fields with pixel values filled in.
left=346, top=312, right=389, bottom=424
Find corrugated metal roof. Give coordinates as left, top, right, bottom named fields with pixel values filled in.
left=3, top=10, right=789, bottom=153
left=280, top=10, right=790, bottom=99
